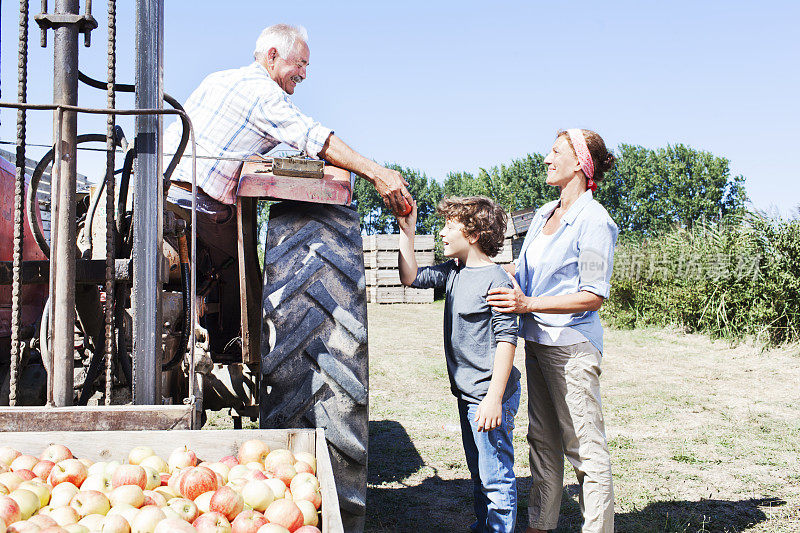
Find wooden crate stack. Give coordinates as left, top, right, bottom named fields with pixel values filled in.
left=363, top=234, right=435, bottom=303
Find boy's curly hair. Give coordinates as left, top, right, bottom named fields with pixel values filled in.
left=437, top=196, right=508, bottom=257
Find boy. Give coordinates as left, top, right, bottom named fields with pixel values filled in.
left=398, top=196, right=521, bottom=533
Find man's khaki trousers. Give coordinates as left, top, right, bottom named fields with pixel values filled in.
left=525, top=341, right=614, bottom=533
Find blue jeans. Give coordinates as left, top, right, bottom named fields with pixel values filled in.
left=458, top=384, right=521, bottom=533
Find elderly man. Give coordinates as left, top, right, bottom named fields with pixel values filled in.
left=163, top=23, right=411, bottom=225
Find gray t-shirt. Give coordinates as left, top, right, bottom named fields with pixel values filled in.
left=412, top=260, right=520, bottom=404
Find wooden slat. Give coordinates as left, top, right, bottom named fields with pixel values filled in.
left=364, top=250, right=434, bottom=269
left=0, top=405, right=193, bottom=432
left=236, top=198, right=263, bottom=364
left=510, top=206, right=537, bottom=235
left=404, top=287, right=433, bottom=303
left=364, top=269, right=400, bottom=287
left=316, top=428, right=344, bottom=533
left=362, top=234, right=434, bottom=252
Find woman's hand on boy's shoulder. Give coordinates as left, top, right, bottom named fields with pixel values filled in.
left=487, top=272, right=532, bottom=314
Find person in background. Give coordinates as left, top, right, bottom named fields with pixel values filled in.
left=398, top=196, right=521, bottom=533
left=487, top=129, right=618, bottom=533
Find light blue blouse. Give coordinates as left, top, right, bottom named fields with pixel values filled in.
left=515, top=190, right=618, bottom=353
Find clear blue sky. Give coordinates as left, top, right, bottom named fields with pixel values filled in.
left=2, top=0, right=799, bottom=215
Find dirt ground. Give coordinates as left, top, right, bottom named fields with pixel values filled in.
left=365, top=302, right=800, bottom=533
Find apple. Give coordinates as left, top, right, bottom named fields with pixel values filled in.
left=18, top=481, right=51, bottom=508
left=9, top=489, right=40, bottom=520
left=140, top=467, right=160, bottom=491
left=6, top=521, right=42, bottom=533
left=13, top=471, right=35, bottom=482
left=81, top=474, right=112, bottom=494
left=264, top=500, right=303, bottom=532
left=167, top=448, right=197, bottom=473
left=103, top=462, right=121, bottom=478
left=240, top=481, right=274, bottom=513
left=263, top=450, right=294, bottom=471
left=138, top=457, right=167, bottom=475
left=266, top=463, right=296, bottom=487
left=100, top=513, right=131, bottom=533
left=294, top=527, right=321, bottom=533
left=130, top=505, right=165, bottom=533
left=237, top=441, right=270, bottom=467
left=294, top=500, right=317, bottom=527
left=141, top=491, right=167, bottom=508
left=0, top=448, right=21, bottom=467
left=209, top=486, right=243, bottom=521
left=28, top=513, right=58, bottom=528
left=231, top=510, right=268, bottom=533
left=293, top=462, right=314, bottom=476
left=0, top=473, right=24, bottom=491
left=193, top=491, right=214, bottom=514
left=153, top=486, right=176, bottom=502
left=109, top=485, right=144, bottom=509
left=167, top=498, right=198, bottom=523
left=126, top=448, right=154, bottom=467
left=10, top=456, right=38, bottom=473
left=205, top=463, right=230, bottom=484
left=49, top=504, right=81, bottom=526
left=179, top=467, right=217, bottom=501
left=111, top=466, right=146, bottom=490
left=106, top=502, right=139, bottom=526
left=219, top=456, right=238, bottom=469
left=78, top=512, right=106, bottom=530
left=49, top=483, right=79, bottom=508
left=0, top=495, right=21, bottom=525
left=227, top=466, right=250, bottom=483
left=40, top=445, right=73, bottom=464
left=70, top=490, right=110, bottom=517
left=263, top=479, right=286, bottom=500
left=192, top=511, right=231, bottom=533
left=48, top=460, right=88, bottom=488
left=292, top=454, right=315, bottom=475
left=256, top=525, right=290, bottom=533
left=32, top=461, right=56, bottom=481
left=289, top=474, right=320, bottom=509
left=154, top=517, right=195, bottom=533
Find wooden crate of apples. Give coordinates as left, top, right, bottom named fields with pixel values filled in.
left=0, top=428, right=338, bottom=533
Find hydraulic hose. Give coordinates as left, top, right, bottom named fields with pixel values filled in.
left=162, top=230, right=191, bottom=371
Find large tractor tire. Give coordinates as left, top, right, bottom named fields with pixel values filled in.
left=259, top=201, right=368, bottom=532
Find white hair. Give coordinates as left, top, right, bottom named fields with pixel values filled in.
left=253, top=24, right=308, bottom=61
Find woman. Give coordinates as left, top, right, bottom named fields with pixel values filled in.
left=487, top=129, right=617, bottom=533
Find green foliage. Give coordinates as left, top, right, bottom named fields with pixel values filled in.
left=603, top=213, right=800, bottom=345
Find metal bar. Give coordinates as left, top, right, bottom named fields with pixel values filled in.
left=10, top=0, right=31, bottom=407
left=0, top=259, right=132, bottom=285
left=51, top=0, right=80, bottom=408
left=189, top=114, right=197, bottom=428
left=104, top=0, right=117, bottom=406
left=132, top=0, right=164, bottom=406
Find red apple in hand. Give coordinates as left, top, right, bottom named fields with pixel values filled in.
left=209, top=486, right=244, bottom=522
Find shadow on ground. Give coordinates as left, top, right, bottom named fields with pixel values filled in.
left=554, top=483, right=783, bottom=532
left=366, top=422, right=782, bottom=532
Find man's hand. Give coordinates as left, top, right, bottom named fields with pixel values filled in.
left=487, top=272, right=532, bottom=314
left=475, top=395, right=503, bottom=432
left=371, top=166, right=413, bottom=216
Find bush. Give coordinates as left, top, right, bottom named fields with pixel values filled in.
left=603, top=213, right=800, bottom=345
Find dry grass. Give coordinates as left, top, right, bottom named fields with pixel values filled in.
left=365, top=302, right=800, bottom=533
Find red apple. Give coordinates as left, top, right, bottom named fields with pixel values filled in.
left=293, top=462, right=314, bottom=475
left=0, top=495, right=21, bottom=525
left=231, top=510, right=268, bottom=533
left=219, top=456, right=239, bottom=469
left=39, top=444, right=73, bottom=464
left=192, top=511, right=231, bottom=533
left=154, top=517, right=196, bottom=533
left=167, top=497, right=198, bottom=523
left=292, top=454, right=315, bottom=475
left=244, top=469, right=267, bottom=482
left=32, top=460, right=55, bottom=481
left=289, top=474, right=321, bottom=509
left=264, top=499, right=303, bottom=532
left=111, top=465, right=146, bottom=489
left=266, top=463, right=296, bottom=487
left=179, top=466, right=217, bottom=501
left=142, top=489, right=167, bottom=508
left=27, top=513, right=58, bottom=528
left=10, top=455, right=38, bottom=472
left=209, top=486, right=243, bottom=522
left=13, top=470, right=35, bottom=482
left=168, top=447, right=197, bottom=473
left=48, top=459, right=88, bottom=488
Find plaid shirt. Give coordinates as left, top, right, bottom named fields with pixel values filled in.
left=163, top=62, right=333, bottom=205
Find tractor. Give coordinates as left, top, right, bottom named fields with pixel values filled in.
left=0, top=1, right=369, bottom=530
